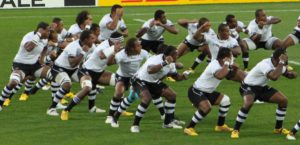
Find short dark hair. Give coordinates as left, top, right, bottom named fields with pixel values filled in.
left=157, top=44, right=168, bottom=54
left=90, top=23, right=99, bottom=32
left=52, top=17, right=62, bottom=24
left=198, top=17, right=209, bottom=27
left=225, top=14, right=235, bottom=23
left=110, top=31, right=123, bottom=38
left=80, top=30, right=92, bottom=42
left=154, top=10, right=165, bottom=20
left=111, top=4, right=122, bottom=14
left=255, top=9, right=264, bottom=18
left=48, top=30, right=57, bottom=40
left=125, top=38, right=137, bottom=55
left=217, top=47, right=231, bottom=60
left=272, top=48, right=286, bottom=59
left=76, top=10, right=90, bottom=25
left=163, top=45, right=176, bottom=56
left=36, top=21, right=49, bottom=31
left=218, top=23, right=229, bottom=33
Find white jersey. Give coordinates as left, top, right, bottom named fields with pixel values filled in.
left=136, top=54, right=177, bottom=83
left=13, top=31, right=48, bottom=64
left=185, top=23, right=216, bottom=46
left=58, top=28, right=70, bottom=42
left=116, top=49, right=149, bottom=77
left=141, top=18, right=174, bottom=41
left=54, top=40, right=86, bottom=70
left=82, top=40, right=111, bottom=72
left=206, top=35, right=239, bottom=60
left=229, top=21, right=245, bottom=40
left=193, top=60, right=223, bottom=93
left=99, top=14, right=127, bottom=41
left=68, top=24, right=84, bottom=36
left=244, top=58, right=287, bottom=86
left=247, top=16, right=274, bottom=42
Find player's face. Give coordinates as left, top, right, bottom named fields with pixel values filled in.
left=41, top=26, right=50, bottom=39
left=159, top=14, right=167, bottom=24
left=56, top=22, right=64, bottom=33
left=85, top=34, right=94, bottom=48
left=256, top=11, right=266, bottom=21
left=93, top=27, right=100, bottom=37
left=203, top=21, right=211, bottom=32
left=170, top=51, right=177, bottom=62
left=134, top=40, right=142, bottom=54
left=85, top=15, right=93, bottom=25
left=297, top=20, right=300, bottom=27
left=228, top=18, right=237, bottom=29
left=50, top=33, right=58, bottom=43
left=219, top=26, right=230, bottom=40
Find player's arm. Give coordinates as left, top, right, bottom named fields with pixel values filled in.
left=147, top=56, right=173, bottom=74
left=177, top=19, right=197, bottom=29
left=120, top=28, right=128, bottom=37
left=107, top=9, right=123, bottom=30
left=214, top=57, right=231, bottom=80
left=136, top=27, right=148, bottom=38
left=193, top=23, right=208, bottom=42
left=267, top=16, right=281, bottom=25
left=38, top=46, right=48, bottom=65
left=68, top=54, right=84, bottom=68
left=283, top=70, right=297, bottom=79
left=267, top=54, right=287, bottom=81
left=106, top=53, right=117, bottom=65
left=25, top=31, right=44, bottom=52
left=161, top=24, right=178, bottom=34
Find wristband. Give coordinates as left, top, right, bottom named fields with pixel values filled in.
left=242, top=28, right=246, bottom=33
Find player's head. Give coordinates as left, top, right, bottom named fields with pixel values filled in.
left=218, top=23, right=230, bottom=40
left=76, top=10, right=93, bottom=26
left=255, top=9, right=266, bottom=21
left=198, top=17, right=211, bottom=32
left=90, top=23, right=100, bottom=37
left=163, top=45, right=177, bottom=62
left=111, top=4, right=123, bottom=17
left=36, top=21, right=50, bottom=39
left=48, top=30, right=58, bottom=42
left=154, top=10, right=167, bottom=24
left=125, top=38, right=141, bottom=56
left=225, top=14, right=237, bottom=29
left=52, top=17, right=64, bottom=33
left=110, top=31, right=124, bottom=44
left=80, top=30, right=94, bottom=48
left=217, top=47, right=232, bottom=61
left=157, top=44, right=168, bottom=54
left=272, top=48, right=286, bottom=60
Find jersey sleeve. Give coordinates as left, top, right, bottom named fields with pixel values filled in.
left=166, top=20, right=174, bottom=26
left=21, top=33, right=33, bottom=46
left=210, top=61, right=222, bottom=76
left=247, top=21, right=259, bottom=36
left=67, top=47, right=79, bottom=57
left=115, top=51, right=123, bottom=64
left=100, top=15, right=112, bottom=28
left=260, top=62, right=273, bottom=76
left=119, top=19, right=127, bottom=30
left=142, top=20, right=151, bottom=29
left=169, top=63, right=177, bottom=74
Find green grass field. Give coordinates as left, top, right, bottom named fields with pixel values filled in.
left=0, top=2, right=300, bottom=145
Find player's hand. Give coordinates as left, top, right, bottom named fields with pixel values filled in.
left=223, top=57, right=231, bottom=66
left=154, top=20, right=163, bottom=26
left=279, top=54, right=288, bottom=64
left=116, top=8, right=123, bottom=17
left=165, top=56, right=174, bottom=64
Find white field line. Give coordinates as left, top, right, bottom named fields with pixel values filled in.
left=289, top=60, right=300, bottom=66
left=0, top=9, right=300, bottom=19
left=133, top=19, right=146, bottom=23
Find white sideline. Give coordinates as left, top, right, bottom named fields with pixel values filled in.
left=133, top=19, right=146, bottom=23
left=289, top=61, right=300, bottom=66
left=1, top=9, right=300, bottom=19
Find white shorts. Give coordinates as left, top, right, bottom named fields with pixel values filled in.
left=243, top=37, right=279, bottom=50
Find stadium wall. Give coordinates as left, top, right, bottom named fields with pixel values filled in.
left=0, top=0, right=299, bottom=9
